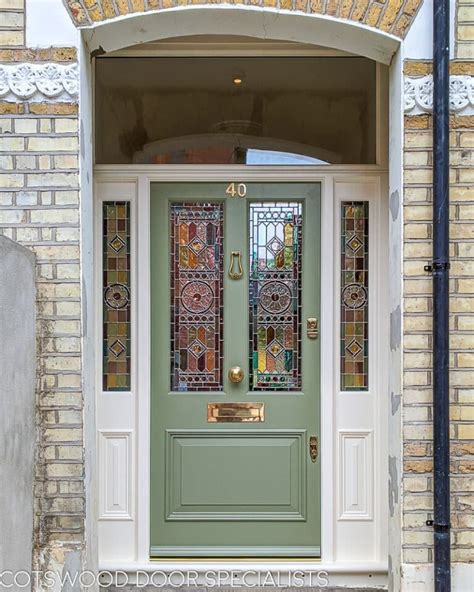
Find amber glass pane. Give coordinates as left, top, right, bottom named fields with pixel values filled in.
left=249, top=202, right=303, bottom=391
left=170, top=203, right=224, bottom=391
left=103, top=201, right=131, bottom=391
left=340, top=201, right=369, bottom=391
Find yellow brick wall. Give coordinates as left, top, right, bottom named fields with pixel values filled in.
left=457, top=0, right=474, bottom=59
left=0, top=0, right=24, bottom=47
left=0, top=46, right=84, bottom=576
left=403, top=111, right=474, bottom=563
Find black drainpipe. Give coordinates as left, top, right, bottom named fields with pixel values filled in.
left=432, top=0, right=451, bottom=589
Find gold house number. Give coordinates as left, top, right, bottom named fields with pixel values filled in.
left=226, top=182, right=247, bottom=198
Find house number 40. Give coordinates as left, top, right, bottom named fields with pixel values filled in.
left=226, top=182, right=247, bottom=198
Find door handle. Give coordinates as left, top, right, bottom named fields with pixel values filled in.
left=309, top=435, right=318, bottom=463
left=228, top=366, right=244, bottom=383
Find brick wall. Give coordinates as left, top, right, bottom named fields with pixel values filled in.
left=0, top=45, right=84, bottom=576
left=456, top=0, right=474, bottom=59
left=403, top=109, right=474, bottom=563
left=0, top=0, right=24, bottom=47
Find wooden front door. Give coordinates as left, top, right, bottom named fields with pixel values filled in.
left=150, top=182, right=321, bottom=557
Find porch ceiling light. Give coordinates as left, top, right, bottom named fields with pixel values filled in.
left=233, top=72, right=245, bottom=85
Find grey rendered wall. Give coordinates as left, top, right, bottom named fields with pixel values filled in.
left=0, top=236, right=36, bottom=578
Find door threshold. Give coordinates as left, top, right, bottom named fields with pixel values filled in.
left=150, top=546, right=321, bottom=559
left=98, top=561, right=389, bottom=589
left=99, top=560, right=388, bottom=572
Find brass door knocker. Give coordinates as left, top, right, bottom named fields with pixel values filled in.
left=228, top=251, right=243, bottom=280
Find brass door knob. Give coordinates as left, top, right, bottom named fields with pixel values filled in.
left=228, top=366, right=244, bottom=383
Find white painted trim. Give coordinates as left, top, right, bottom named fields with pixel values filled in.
left=98, top=430, right=134, bottom=520
left=0, top=63, right=78, bottom=102
left=319, top=175, right=335, bottom=562
left=405, top=74, right=474, bottom=115
left=106, top=40, right=354, bottom=58
left=94, top=165, right=388, bottom=179
left=98, top=560, right=389, bottom=572
left=136, top=175, right=152, bottom=562
left=83, top=6, right=399, bottom=65
left=387, top=47, right=404, bottom=592
left=338, top=430, right=374, bottom=521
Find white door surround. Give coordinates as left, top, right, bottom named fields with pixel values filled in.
left=81, top=11, right=402, bottom=590
left=94, top=166, right=389, bottom=588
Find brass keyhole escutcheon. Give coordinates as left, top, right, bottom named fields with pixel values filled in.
left=307, top=318, right=319, bottom=339
left=309, top=435, right=318, bottom=463
left=228, top=366, right=244, bottom=383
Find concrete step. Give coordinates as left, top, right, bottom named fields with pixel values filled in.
left=101, top=587, right=386, bottom=591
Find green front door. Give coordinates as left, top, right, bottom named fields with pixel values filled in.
left=150, top=182, right=321, bottom=557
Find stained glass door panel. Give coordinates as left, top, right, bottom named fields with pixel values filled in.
left=249, top=202, right=303, bottom=391
left=170, top=203, right=224, bottom=391
left=151, top=183, right=321, bottom=558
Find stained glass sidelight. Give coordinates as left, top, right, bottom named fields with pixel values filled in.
left=103, top=201, right=131, bottom=391
left=340, top=201, right=369, bottom=391
left=249, top=202, right=303, bottom=391
left=170, top=203, right=224, bottom=391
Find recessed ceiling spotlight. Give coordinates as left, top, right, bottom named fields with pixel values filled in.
left=233, top=73, right=245, bottom=85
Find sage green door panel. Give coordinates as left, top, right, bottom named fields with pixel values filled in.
left=150, top=182, right=320, bottom=557
left=166, top=430, right=306, bottom=520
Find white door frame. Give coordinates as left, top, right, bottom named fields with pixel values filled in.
left=94, top=164, right=389, bottom=588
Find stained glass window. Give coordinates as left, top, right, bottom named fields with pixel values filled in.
left=340, top=201, right=369, bottom=391
left=103, top=202, right=131, bottom=391
left=249, top=202, right=303, bottom=391
left=170, top=203, right=224, bottom=391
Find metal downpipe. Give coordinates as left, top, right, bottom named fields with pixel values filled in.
left=432, top=0, right=451, bottom=590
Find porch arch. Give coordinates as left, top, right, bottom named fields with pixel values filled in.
left=64, top=0, right=421, bottom=41
left=81, top=5, right=401, bottom=64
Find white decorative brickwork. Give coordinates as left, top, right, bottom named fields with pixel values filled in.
left=0, top=63, right=78, bottom=101
left=404, top=75, right=474, bottom=114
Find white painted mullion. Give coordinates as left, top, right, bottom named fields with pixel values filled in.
left=93, top=181, right=104, bottom=526
left=374, top=175, right=390, bottom=562
left=136, top=174, right=151, bottom=562
left=320, top=174, right=335, bottom=562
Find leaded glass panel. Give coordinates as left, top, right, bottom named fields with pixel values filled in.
left=103, top=201, right=131, bottom=391
left=340, top=201, right=369, bottom=391
left=170, top=203, right=224, bottom=391
left=249, top=202, right=303, bottom=391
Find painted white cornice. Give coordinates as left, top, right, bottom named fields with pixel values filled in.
left=0, top=63, right=78, bottom=102
left=405, top=75, right=474, bottom=115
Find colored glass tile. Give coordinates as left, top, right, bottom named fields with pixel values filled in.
left=340, top=201, right=369, bottom=391
left=170, top=203, right=224, bottom=391
left=249, top=202, right=303, bottom=391
left=103, top=201, right=131, bottom=391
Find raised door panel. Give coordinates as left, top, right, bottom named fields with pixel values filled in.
left=166, top=430, right=306, bottom=520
